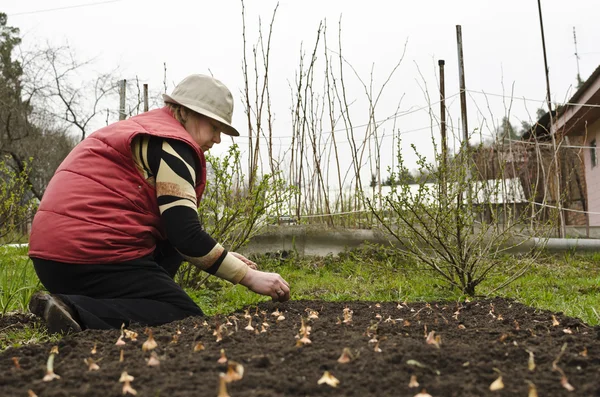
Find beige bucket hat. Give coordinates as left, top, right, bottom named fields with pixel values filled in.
left=163, top=74, right=240, bottom=137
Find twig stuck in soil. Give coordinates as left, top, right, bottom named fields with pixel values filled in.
left=42, top=353, right=60, bottom=382
left=551, top=343, right=568, bottom=371
left=119, top=371, right=137, bottom=395
left=91, top=343, right=97, bottom=354
left=552, top=344, right=576, bottom=391
left=142, top=328, right=157, bottom=352
left=317, top=371, right=339, bottom=387
left=27, top=390, right=37, bottom=397
left=119, top=349, right=124, bottom=363
left=11, top=357, right=20, bottom=369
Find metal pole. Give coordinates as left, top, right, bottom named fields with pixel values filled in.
left=439, top=59, right=447, bottom=198
left=537, top=0, right=565, bottom=237
left=143, top=83, right=149, bottom=112
left=119, top=79, right=127, bottom=121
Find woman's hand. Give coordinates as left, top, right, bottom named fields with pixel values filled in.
left=239, top=268, right=290, bottom=302
left=230, top=252, right=258, bottom=270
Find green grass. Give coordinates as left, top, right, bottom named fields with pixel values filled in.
left=1, top=246, right=598, bottom=352
left=481, top=252, right=600, bottom=325
left=0, top=320, right=61, bottom=350
left=192, top=250, right=600, bottom=326
left=0, top=245, right=41, bottom=314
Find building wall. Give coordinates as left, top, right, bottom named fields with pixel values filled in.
left=564, top=135, right=588, bottom=226
left=584, top=118, right=600, bottom=226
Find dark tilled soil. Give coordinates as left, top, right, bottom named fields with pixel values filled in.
left=1, top=298, right=599, bottom=397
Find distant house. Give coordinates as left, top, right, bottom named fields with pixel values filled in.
left=553, top=65, right=600, bottom=226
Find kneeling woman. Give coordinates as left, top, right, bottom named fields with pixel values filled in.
left=28, top=74, right=290, bottom=333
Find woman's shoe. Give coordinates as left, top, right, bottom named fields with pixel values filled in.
left=28, top=292, right=82, bottom=334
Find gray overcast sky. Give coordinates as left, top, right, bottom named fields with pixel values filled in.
left=5, top=0, right=600, bottom=183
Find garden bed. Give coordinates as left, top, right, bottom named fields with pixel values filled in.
left=1, top=297, right=598, bottom=396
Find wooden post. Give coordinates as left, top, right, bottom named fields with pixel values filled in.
left=456, top=25, right=473, bottom=208
left=119, top=79, right=127, bottom=121
left=439, top=59, right=447, bottom=199
left=456, top=26, right=469, bottom=149
left=143, top=84, right=149, bottom=112
left=537, top=0, right=565, bottom=238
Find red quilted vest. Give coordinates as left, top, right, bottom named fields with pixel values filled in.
left=29, top=107, right=206, bottom=264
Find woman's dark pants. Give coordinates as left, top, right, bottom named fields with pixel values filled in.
left=31, top=241, right=203, bottom=330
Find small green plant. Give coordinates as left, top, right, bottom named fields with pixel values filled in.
left=369, top=138, right=553, bottom=296
left=0, top=156, right=37, bottom=244
left=0, top=246, right=40, bottom=314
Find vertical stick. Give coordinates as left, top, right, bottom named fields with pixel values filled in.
left=119, top=79, right=127, bottom=121
left=455, top=26, right=470, bottom=264
left=456, top=26, right=469, bottom=148
left=143, top=84, right=149, bottom=112
left=439, top=59, right=447, bottom=199
left=163, top=62, right=168, bottom=94
left=456, top=25, right=473, bottom=224
left=537, top=0, right=565, bottom=237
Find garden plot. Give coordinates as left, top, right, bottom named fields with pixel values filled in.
left=0, top=298, right=598, bottom=396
